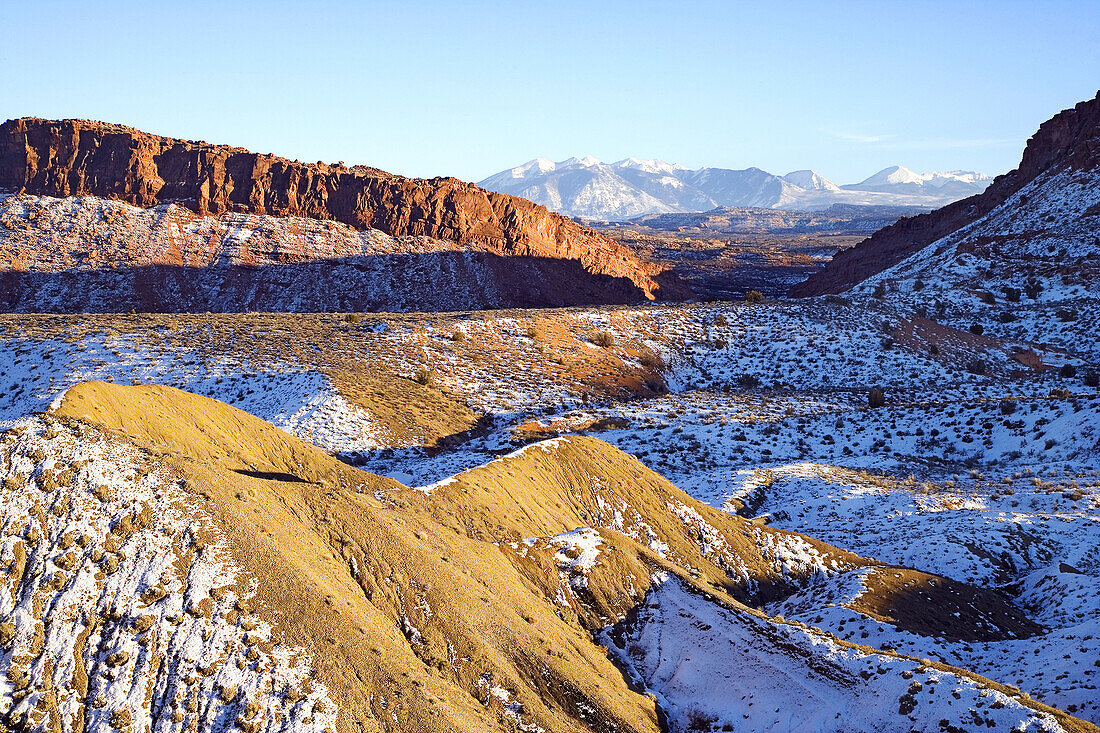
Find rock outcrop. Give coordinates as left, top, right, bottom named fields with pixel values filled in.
left=791, top=91, right=1100, bottom=297
left=0, top=195, right=650, bottom=312
left=0, top=117, right=671, bottom=302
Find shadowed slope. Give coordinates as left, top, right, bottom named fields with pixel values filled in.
left=0, top=254, right=649, bottom=313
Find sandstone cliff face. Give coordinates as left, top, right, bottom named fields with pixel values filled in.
left=0, top=195, right=649, bottom=312
left=791, top=91, right=1100, bottom=297
left=0, top=117, right=666, bottom=299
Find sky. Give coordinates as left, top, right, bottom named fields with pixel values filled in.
left=2, top=1, right=1097, bottom=184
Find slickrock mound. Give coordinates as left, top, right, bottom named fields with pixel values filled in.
left=0, top=382, right=1082, bottom=733
left=0, top=118, right=676, bottom=309
left=792, top=91, right=1100, bottom=296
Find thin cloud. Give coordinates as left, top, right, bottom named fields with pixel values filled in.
left=880, top=137, right=1021, bottom=150
left=827, top=129, right=1021, bottom=151
left=828, top=130, right=893, bottom=144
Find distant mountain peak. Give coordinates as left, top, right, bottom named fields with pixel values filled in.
left=560, top=155, right=603, bottom=168
left=855, top=165, right=994, bottom=188
left=614, top=158, right=688, bottom=174
left=782, top=170, right=841, bottom=191
left=859, top=165, right=923, bottom=186
left=479, top=157, right=991, bottom=221
left=509, top=158, right=557, bottom=178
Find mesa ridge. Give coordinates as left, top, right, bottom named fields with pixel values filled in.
left=0, top=117, right=669, bottom=302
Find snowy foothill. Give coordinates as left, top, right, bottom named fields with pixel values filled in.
left=735, top=459, right=1100, bottom=720
left=0, top=332, right=385, bottom=453
left=854, top=167, right=1100, bottom=361
left=0, top=418, right=335, bottom=733
left=602, top=573, right=1069, bottom=733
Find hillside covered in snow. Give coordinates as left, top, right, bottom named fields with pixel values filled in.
left=794, top=91, right=1100, bottom=298
left=0, top=194, right=661, bottom=312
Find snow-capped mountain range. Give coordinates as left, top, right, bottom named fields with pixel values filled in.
left=478, top=158, right=992, bottom=220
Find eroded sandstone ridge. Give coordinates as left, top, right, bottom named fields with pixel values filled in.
left=0, top=117, right=667, bottom=301
left=791, top=91, right=1100, bottom=297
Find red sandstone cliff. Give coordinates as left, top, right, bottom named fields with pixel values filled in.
left=0, top=118, right=672, bottom=300
left=790, top=91, right=1100, bottom=297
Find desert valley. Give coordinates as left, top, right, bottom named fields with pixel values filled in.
left=1, top=12, right=1099, bottom=731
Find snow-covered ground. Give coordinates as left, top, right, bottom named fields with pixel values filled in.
left=2, top=290, right=1097, bottom=727
left=3, top=96, right=1098, bottom=731
left=741, top=460, right=1100, bottom=720
left=0, top=418, right=334, bottom=733
left=856, top=167, right=1100, bottom=362
left=0, top=333, right=384, bottom=452
left=602, top=573, right=1068, bottom=732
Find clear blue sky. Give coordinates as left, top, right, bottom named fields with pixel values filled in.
left=2, top=1, right=1097, bottom=184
